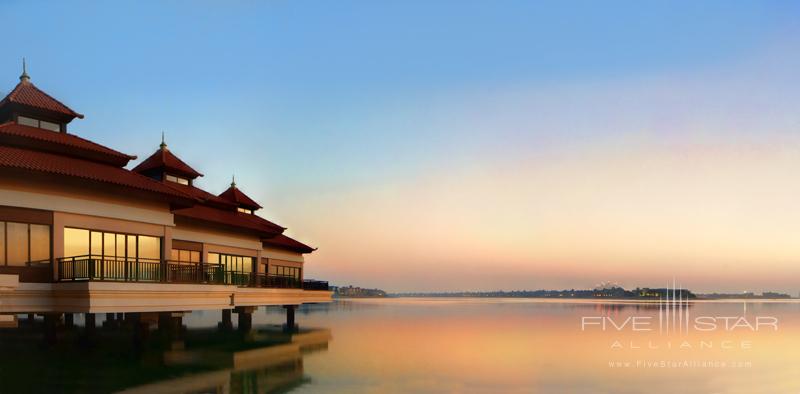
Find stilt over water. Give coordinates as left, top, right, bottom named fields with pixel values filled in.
left=220, top=309, right=233, bottom=331
left=157, top=312, right=184, bottom=338
left=235, top=306, right=256, bottom=332
left=284, top=305, right=297, bottom=332
left=64, top=313, right=74, bottom=329
left=43, top=313, right=59, bottom=345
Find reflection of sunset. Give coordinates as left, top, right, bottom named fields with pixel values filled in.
left=293, top=299, right=800, bottom=392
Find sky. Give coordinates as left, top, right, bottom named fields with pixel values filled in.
left=3, top=1, right=800, bottom=293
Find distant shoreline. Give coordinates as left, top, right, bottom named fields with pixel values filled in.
left=340, top=296, right=799, bottom=303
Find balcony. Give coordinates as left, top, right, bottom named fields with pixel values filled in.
left=56, top=255, right=329, bottom=291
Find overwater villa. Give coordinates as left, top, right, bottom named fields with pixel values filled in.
left=0, top=64, right=331, bottom=331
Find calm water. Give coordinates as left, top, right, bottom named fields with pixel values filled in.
left=2, top=298, right=800, bottom=393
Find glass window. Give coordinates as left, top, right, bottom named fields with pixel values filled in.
left=17, top=116, right=38, bottom=128
left=64, top=228, right=89, bottom=258
left=138, top=236, right=160, bottom=260
left=39, top=120, right=61, bottom=132
left=165, top=174, right=189, bottom=185
left=170, top=247, right=202, bottom=263
left=237, top=208, right=253, bottom=214
left=29, top=224, right=50, bottom=263
left=104, top=233, right=116, bottom=259
left=0, top=222, right=5, bottom=266
left=116, top=234, right=125, bottom=260
left=268, top=264, right=301, bottom=279
left=90, top=231, right=102, bottom=256
left=209, top=252, right=253, bottom=272
left=127, top=235, right=136, bottom=261
left=6, top=222, right=28, bottom=266
left=66, top=228, right=163, bottom=263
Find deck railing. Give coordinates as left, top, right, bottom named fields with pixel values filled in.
left=57, top=255, right=163, bottom=282
left=56, top=256, right=326, bottom=290
left=252, top=273, right=302, bottom=289
left=303, top=280, right=330, bottom=291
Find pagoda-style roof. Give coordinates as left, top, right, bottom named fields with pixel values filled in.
left=161, top=181, right=237, bottom=209
left=132, top=144, right=203, bottom=179
left=218, top=182, right=262, bottom=210
left=172, top=205, right=284, bottom=237
left=0, top=122, right=135, bottom=167
left=0, top=78, right=84, bottom=122
left=0, top=145, right=193, bottom=205
left=262, top=234, right=315, bottom=254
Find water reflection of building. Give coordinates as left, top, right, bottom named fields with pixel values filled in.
left=0, top=315, right=331, bottom=393
left=0, top=64, right=331, bottom=335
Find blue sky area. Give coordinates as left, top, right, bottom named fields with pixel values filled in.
left=4, top=1, right=800, bottom=291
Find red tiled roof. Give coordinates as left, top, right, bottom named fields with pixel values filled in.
left=161, top=181, right=237, bottom=208
left=132, top=147, right=203, bottom=179
left=0, top=145, right=192, bottom=201
left=0, top=122, right=135, bottom=166
left=173, top=205, right=285, bottom=236
left=0, top=80, right=83, bottom=119
left=218, top=185, right=262, bottom=209
left=262, top=234, right=315, bottom=254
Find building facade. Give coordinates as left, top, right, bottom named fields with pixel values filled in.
left=0, top=67, right=330, bottom=318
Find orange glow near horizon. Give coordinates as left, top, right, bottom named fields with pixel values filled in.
left=283, top=132, right=800, bottom=293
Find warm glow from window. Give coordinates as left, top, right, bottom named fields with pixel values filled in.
left=170, top=248, right=200, bottom=263
left=237, top=207, right=253, bottom=214
left=208, top=252, right=253, bottom=273
left=165, top=174, right=189, bottom=185
left=0, top=221, right=51, bottom=266
left=63, top=227, right=161, bottom=261
left=268, top=264, right=302, bottom=280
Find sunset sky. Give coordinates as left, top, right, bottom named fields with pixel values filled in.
left=4, top=1, right=800, bottom=293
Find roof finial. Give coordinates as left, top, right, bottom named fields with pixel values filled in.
left=231, top=174, right=236, bottom=188
left=159, top=131, right=167, bottom=150
left=19, top=58, right=30, bottom=82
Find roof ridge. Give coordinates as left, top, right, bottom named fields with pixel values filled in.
left=0, top=145, right=192, bottom=201
left=160, top=179, right=236, bottom=206
left=0, top=121, right=136, bottom=161
left=4, top=80, right=84, bottom=119
left=164, top=147, right=203, bottom=177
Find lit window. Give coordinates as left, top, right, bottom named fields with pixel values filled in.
left=63, top=227, right=161, bottom=262
left=165, top=174, right=189, bottom=185
left=170, top=248, right=200, bottom=263
left=237, top=207, right=253, bottom=214
left=1, top=221, right=51, bottom=266
left=268, top=264, right=301, bottom=279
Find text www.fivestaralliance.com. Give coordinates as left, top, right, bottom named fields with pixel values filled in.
left=608, top=360, right=752, bottom=369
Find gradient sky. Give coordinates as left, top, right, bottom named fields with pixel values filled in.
left=4, top=1, right=800, bottom=293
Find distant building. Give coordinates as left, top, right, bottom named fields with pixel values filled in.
left=332, top=286, right=387, bottom=298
